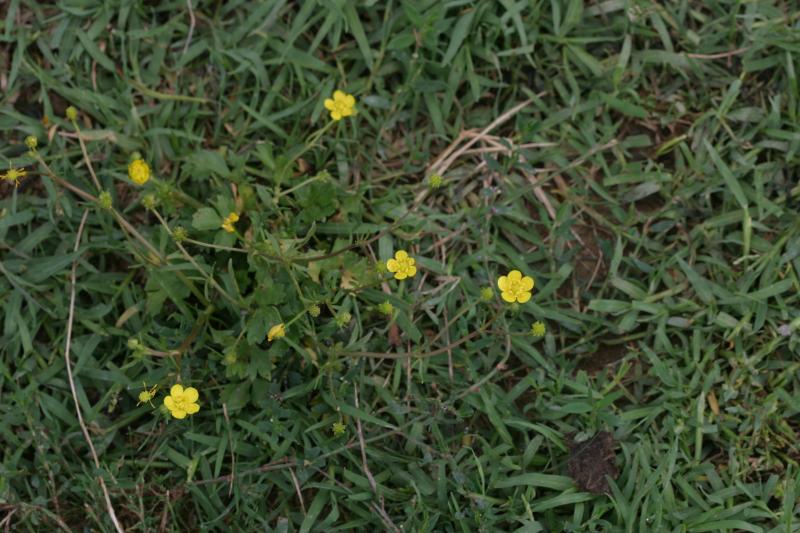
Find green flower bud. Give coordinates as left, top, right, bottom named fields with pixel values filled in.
left=335, top=311, right=351, bottom=328
left=172, top=226, right=188, bottom=243
left=98, top=190, right=113, bottom=210
left=142, top=193, right=158, bottom=210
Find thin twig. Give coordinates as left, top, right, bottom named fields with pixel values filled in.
left=686, top=47, right=748, bottom=59
left=182, top=0, right=196, bottom=56
left=289, top=468, right=306, bottom=513
left=71, top=123, right=103, bottom=193
left=64, top=210, right=125, bottom=533
left=222, top=403, right=236, bottom=497
left=430, top=95, right=544, bottom=176
left=353, top=386, right=399, bottom=533
left=158, top=490, right=169, bottom=533
left=0, top=509, right=16, bottom=532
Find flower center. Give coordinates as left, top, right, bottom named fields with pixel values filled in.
left=172, top=396, right=191, bottom=411
left=506, top=279, right=524, bottom=295
left=332, top=100, right=350, bottom=114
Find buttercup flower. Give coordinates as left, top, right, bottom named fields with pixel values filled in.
left=128, top=158, right=151, bottom=185
left=221, top=212, right=239, bottom=233
left=2, top=167, right=27, bottom=186
left=497, top=270, right=534, bottom=303
left=137, top=383, right=158, bottom=407
left=323, top=90, right=356, bottom=121
left=386, top=250, right=417, bottom=280
left=163, top=384, right=200, bottom=419
left=531, top=321, right=546, bottom=337
left=268, top=323, right=285, bottom=342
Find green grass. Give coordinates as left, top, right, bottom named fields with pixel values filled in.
left=2, top=1, right=800, bottom=531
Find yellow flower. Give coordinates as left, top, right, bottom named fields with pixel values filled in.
left=323, top=90, right=357, bottom=121
left=221, top=212, right=239, bottom=233
left=128, top=158, right=151, bottom=185
left=137, top=382, right=159, bottom=407
left=531, top=321, right=546, bottom=337
left=2, top=167, right=27, bottom=186
left=386, top=250, right=417, bottom=280
left=268, top=323, right=285, bottom=342
left=163, top=384, right=200, bottom=419
left=332, top=421, right=346, bottom=436
left=497, top=270, right=534, bottom=303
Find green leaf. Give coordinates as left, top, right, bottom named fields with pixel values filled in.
left=442, top=10, right=476, bottom=65
left=185, top=150, right=231, bottom=178
left=495, top=473, right=574, bottom=490
left=221, top=382, right=251, bottom=411
left=246, top=308, right=270, bottom=345
left=703, top=139, right=747, bottom=209
left=296, top=180, right=338, bottom=223
left=192, top=207, right=223, bottom=231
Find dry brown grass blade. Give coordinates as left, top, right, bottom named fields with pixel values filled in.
left=64, top=209, right=125, bottom=533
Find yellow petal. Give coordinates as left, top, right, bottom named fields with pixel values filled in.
left=501, top=291, right=516, bottom=303
left=395, top=250, right=408, bottom=261
left=520, top=276, right=534, bottom=291
left=183, top=387, right=199, bottom=403
left=394, top=271, right=408, bottom=280
left=516, top=291, right=531, bottom=304
left=407, top=257, right=416, bottom=266
left=345, top=94, right=355, bottom=106
left=331, top=110, right=342, bottom=121
left=406, top=266, right=417, bottom=277
left=268, top=323, right=285, bottom=341
left=386, top=259, right=399, bottom=272
left=497, top=276, right=509, bottom=291
left=170, top=384, right=184, bottom=397
left=164, top=396, right=176, bottom=410
left=508, top=270, right=522, bottom=282
left=333, top=90, right=346, bottom=101
left=185, top=402, right=200, bottom=414
left=324, top=99, right=335, bottom=110
left=171, top=409, right=187, bottom=419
